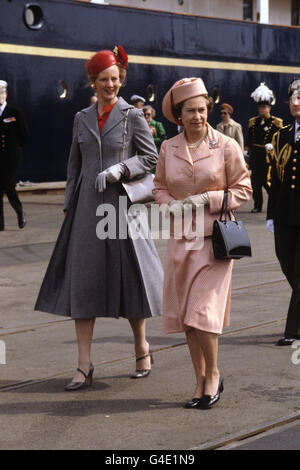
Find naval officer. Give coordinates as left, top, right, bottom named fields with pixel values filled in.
left=247, top=83, right=283, bottom=213
left=267, top=78, right=300, bottom=346
left=0, top=80, right=27, bottom=231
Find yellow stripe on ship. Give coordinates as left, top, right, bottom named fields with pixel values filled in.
left=0, top=42, right=299, bottom=74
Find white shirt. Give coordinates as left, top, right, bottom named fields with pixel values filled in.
left=0, top=101, right=7, bottom=116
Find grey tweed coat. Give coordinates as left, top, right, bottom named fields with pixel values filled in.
left=35, top=97, right=163, bottom=319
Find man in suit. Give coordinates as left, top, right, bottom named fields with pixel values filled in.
left=216, top=103, right=244, bottom=151
left=0, top=80, right=27, bottom=231
left=247, top=83, right=283, bottom=213
left=267, top=78, right=300, bottom=346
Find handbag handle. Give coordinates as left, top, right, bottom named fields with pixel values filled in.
left=219, top=191, right=237, bottom=223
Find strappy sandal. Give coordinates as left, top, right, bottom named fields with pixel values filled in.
left=131, top=351, right=153, bottom=379
left=64, top=363, right=94, bottom=391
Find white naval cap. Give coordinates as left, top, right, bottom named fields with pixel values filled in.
left=130, top=94, right=145, bottom=103
left=0, top=80, right=8, bottom=92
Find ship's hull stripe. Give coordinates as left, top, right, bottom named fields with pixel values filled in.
left=0, top=42, right=299, bottom=74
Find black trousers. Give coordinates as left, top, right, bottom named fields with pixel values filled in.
left=0, top=186, right=23, bottom=228
left=250, top=166, right=270, bottom=211
left=274, top=223, right=300, bottom=337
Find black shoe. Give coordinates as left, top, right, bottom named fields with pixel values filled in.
left=184, top=397, right=203, bottom=409
left=17, top=210, right=26, bottom=229
left=64, top=363, right=94, bottom=391
left=251, top=208, right=261, bottom=213
left=198, top=375, right=224, bottom=409
left=131, top=351, right=153, bottom=379
left=277, top=336, right=299, bottom=346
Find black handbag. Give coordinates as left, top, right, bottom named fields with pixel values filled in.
left=212, top=192, right=252, bottom=260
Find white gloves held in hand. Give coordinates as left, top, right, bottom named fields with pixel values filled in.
left=266, top=219, right=274, bottom=233
left=168, top=192, right=209, bottom=215
left=183, top=192, right=209, bottom=207
left=95, top=163, right=126, bottom=192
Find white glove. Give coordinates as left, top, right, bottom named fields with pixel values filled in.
left=168, top=200, right=184, bottom=217
left=95, top=163, right=126, bottom=192
left=265, top=143, right=273, bottom=151
left=183, top=192, right=209, bottom=207
left=266, top=219, right=274, bottom=233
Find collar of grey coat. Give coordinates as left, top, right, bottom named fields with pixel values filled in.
left=80, top=97, right=134, bottom=142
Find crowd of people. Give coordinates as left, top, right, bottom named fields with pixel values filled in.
left=1, top=44, right=300, bottom=409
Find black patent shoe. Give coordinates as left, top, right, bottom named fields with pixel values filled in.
left=17, top=210, right=26, bottom=229
left=131, top=351, right=153, bottom=379
left=64, top=363, right=94, bottom=391
left=198, top=375, right=224, bottom=409
left=184, top=397, right=203, bottom=409
left=277, top=336, right=299, bottom=346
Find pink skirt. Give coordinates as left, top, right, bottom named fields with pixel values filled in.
left=162, top=237, right=233, bottom=335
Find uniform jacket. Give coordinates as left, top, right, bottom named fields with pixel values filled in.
left=267, top=123, right=300, bottom=225
left=0, top=104, right=28, bottom=182
left=153, top=124, right=252, bottom=237
left=216, top=118, right=244, bottom=151
left=247, top=115, right=283, bottom=170
left=35, top=98, right=163, bottom=318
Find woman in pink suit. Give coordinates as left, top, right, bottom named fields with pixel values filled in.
left=153, top=78, right=252, bottom=409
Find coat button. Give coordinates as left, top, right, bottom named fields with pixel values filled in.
left=292, top=175, right=296, bottom=180
left=291, top=184, right=296, bottom=189
left=292, top=166, right=297, bottom=171
left=293, top=158, right=297, bottom=162
left=294, top=149, right=298, bottom=154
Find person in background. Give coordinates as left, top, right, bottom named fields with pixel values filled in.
left=143, top=105, right=167, bottom=153
left=216, top=103, right=244, bottom=151
left=247, top=83, right=283, bottom=213
left=267, top=78, right=300, bottom=346
left=130, top=94, right=145, bottom=109
left=0, top=80, right=27, bottom=231
left=153, top=77, right=251, bottom=409
left=35, top=46, right=163, bottom=390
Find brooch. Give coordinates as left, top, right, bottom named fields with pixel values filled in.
left=209, top=139, right=219, bottom=149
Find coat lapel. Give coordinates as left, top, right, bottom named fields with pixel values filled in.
left=101, top=97, right=133, bottom=140
left=81, top=102, right=101, bottom=144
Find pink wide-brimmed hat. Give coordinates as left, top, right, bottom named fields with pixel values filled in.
left=162, top=77, right=208, bottom=125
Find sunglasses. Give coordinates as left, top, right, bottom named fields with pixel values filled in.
left=220, top=111, right=228, bottom=115
left=144, top=113, right=152, bottom=116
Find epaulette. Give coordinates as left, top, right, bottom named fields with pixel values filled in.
left=248, top=116, right=258, bottom=128
left=272, top=116, right=283, bottom=127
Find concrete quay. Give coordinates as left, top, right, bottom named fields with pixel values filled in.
left=0, top=190, right=299, bottom=450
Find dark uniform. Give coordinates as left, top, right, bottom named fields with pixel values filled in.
left=0, top=104, right=28, bottom=230
left=267, top=123, right=300, bottom=343
left=248, top=115, right=283, bottom=212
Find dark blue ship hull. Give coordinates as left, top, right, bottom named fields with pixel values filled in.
left=1, top=0, right=300, bottom=181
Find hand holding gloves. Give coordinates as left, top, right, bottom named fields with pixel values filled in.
left=95, top=163, right=127, bottom=192
left=168, top=192, right=209, bottom=215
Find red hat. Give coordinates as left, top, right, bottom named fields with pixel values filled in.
left=220, top=103, right=233, bottom=115
left=86, top=45, right=128, bottom=78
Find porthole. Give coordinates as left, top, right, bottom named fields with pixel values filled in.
left=23, top=4, right=44, bottom=30
left=57, top=80, right=68, bottom=100
left=271, top=94, right=276, bottom=106
left=212, top=87, right=220, bottom=104
left=147, top=84, right=156, bottom=102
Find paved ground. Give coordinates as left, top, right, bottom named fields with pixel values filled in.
left=0, top=190, right=299, bottom=451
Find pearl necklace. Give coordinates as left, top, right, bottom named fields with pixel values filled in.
left=186, top=131, right=207, bottom=149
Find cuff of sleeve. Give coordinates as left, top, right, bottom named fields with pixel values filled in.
left=207, top=190, right=225, bottom=214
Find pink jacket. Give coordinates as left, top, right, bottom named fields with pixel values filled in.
left=153, top=124, right=252, bottom=237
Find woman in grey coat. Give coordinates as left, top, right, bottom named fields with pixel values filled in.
left=35, top=46, right=163, bottom=390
